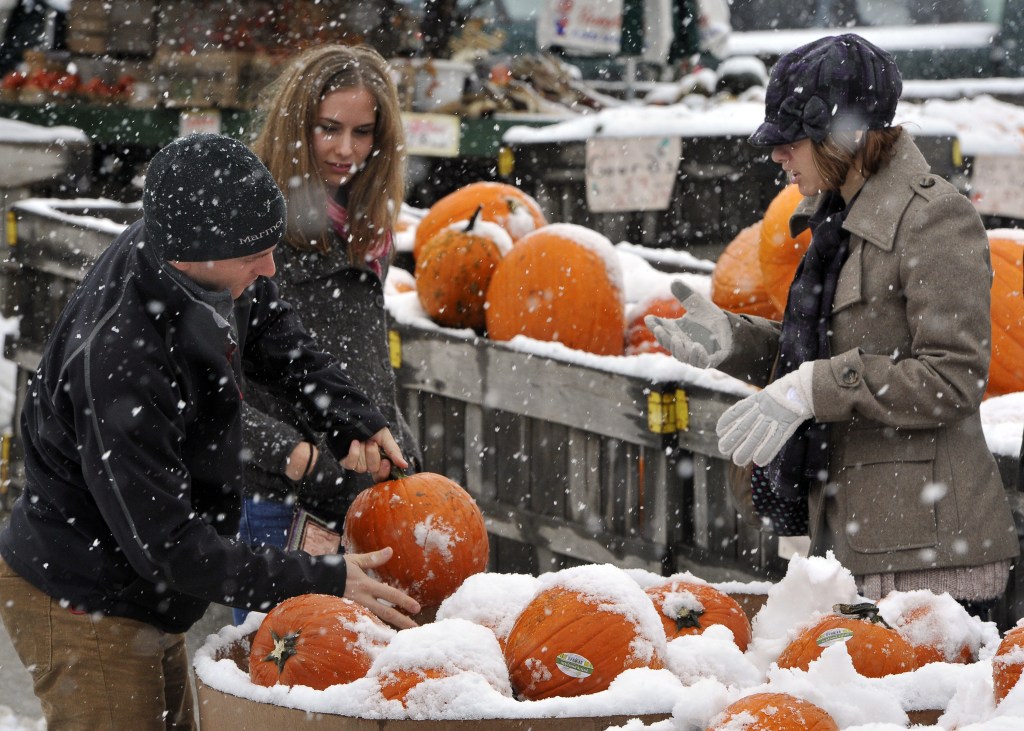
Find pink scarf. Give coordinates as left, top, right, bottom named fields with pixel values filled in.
left=326, top=195, right=392, bottom=277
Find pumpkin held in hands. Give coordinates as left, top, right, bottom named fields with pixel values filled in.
left=413, top=181, right=546, bottom=260
left=503, top=585, right=664, bottom=700
left=485, top=223, right=627, bottom=356
left=707, top=692, right=840, bottom=731
left=777, top=602, right=916, bottom=677
left=343, top=472, right=489, bottom=608
left=645, top=579, right=752, bottom=651
left=249, top=594, right=393, bottom=690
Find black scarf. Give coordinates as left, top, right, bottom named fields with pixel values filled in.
left=750, top=190, right=852, bottom=534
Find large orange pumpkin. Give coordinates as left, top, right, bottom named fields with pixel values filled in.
left=758, top=184, right=812, bottom=313
left=485, top=223, right=626, bottom=356
left=413, top=181, right=546, bottom=260
left=503, top=585, right=665, bottom=700
left=777, top=603, right=916, bottom=677
left=993, top=624, right=1024, bottom=703
left=708, top=692, right=840, bottom=731
left=379, top=667, right=450, bottom=704
left=342, top=472, right=489, bottom=608
left=415, top=206, right=513, bottom=331
left=877, top=590, right=976, bottom=668
left=249, top=594, right=392, bottom=690
left=711, top=222, right=782, bottom=319
left=986, top=233, right=1024, bottom=397
left=624, top=294, right=686, bottom=356
left=645, top=580, right=752, bottom=651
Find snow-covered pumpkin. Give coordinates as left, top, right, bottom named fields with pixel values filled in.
left=503, top=579, right=665, bottom=700
left=624, top=294, right=685, bottom=356
left=993, top=624, right=1024, bottom=703
left=343, top=472, right=489, bottom=608
left=249, top=594, right=393, bottom=690
left=708, top=692, right=840, bottom=731
left=414, top=205, right=513, bottom=331
left=877, top=589, right=978, bottom=668
left=645, top=579, right=752, bottom=651
left=985, top=232, right=1024, bottom=397
left=413, top=181, right=546, bottom=260
left=776, top=602, right=916, bottom=677
left=711, top=221, right=782, bottom=319
left=758, top=184, right=812, bottom=313
left=485, top=223, right=627, bottom=356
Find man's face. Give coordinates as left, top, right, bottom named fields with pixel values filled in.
left=170, top=247, right=277, bottom=299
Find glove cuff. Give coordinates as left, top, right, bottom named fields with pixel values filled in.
left=793, top=361, right=816, bottom=414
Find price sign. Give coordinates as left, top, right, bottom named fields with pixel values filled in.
left=970, top=154, right=1024, bottom=219
left=585, top=136, right=682, bottom=213
left=403, top=113, right=461, bottom=158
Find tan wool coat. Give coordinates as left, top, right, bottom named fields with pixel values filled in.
left=718, top=131, right=1020, bottom=577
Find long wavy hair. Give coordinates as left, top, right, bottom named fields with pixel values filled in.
left=250, top=45, right=405, bottom=262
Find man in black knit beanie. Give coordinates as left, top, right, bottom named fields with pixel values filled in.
left=0, top=134, right=419, bottom=730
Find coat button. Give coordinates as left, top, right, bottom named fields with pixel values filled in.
left=375, top=295, right=385, bottom=308
left=919, top=176, right=935, bottom=188
left=841, top=368, right=860, bottom=386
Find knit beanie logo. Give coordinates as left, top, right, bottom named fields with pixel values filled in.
left=143, top=133, right=288, bottom=262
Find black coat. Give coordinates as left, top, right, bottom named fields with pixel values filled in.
left=0, top=219, right=386, bottom=633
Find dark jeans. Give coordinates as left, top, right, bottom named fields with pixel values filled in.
left=232, top=497, right=294, bottom=626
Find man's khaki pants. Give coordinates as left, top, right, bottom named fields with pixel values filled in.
left=0, top=558, right=196, bottom=730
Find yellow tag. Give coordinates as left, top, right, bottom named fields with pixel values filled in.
left=388, top=330, right=402, bottom=369
left=1, top=430, right=12, bottom=497
left=647, top=391, right=677, bottom=434
left=675, top=388, right=689, bottom=431
left=6, top=210, right=16, bottom=247
left=497, top=146, right=514, bottom=177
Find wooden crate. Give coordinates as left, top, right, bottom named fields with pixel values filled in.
left=67, top=0, right=157, bottom=56
left=152, top=48, right=252, bottom=109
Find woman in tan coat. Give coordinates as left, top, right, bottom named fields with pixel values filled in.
left=649, top=33, right=1019, bottom=617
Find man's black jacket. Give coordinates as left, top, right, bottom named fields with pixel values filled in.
left=0, top=220, right=387, bottom=633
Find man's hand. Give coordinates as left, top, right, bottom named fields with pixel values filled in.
left=343, top=547, right=420, bottom=629
left=340, top=427, right=408, bottom=481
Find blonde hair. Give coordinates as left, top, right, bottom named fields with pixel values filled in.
left=250, top=45, right=405, bottom=262
left=811, top=126, right=902, bottom=190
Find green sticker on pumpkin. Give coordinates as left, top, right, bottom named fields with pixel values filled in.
left=816, top=627, right=855, bottom=648
left=555, top=652, right=594, bottom=678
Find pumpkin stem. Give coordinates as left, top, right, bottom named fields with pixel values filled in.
left=833, top=602, right=892, bottom=629
left=673, top=608, right=704, bottom=632
left=262, top=629, right=301, bottom=674
left=465, top=204, right=484, bottom=232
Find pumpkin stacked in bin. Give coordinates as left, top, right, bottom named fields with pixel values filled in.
left=645, top=579, right=752, bottom=651
left=625, top=294, right=686, bottom=356
left=710, top=221, right=781, bottom=319
left=758, top=183, right=813, bottom=313
left=708, top=692, right=840, bottom=731
left=343, top=471, right=489, bottom=609
left=993, top=623, right=1024, bottom=703
left=985, top=231, right=1024, bottom=397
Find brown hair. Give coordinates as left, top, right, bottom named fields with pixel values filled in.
left=811, top=126, right=903, bottom=191
left=250, top=45, right=405, bottom=262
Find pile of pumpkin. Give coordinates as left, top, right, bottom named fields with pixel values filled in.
left=407, top=181, right=1024, bottom=397
left=240, top=473, right=1024, bottom=726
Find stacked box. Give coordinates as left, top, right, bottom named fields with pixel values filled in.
left=152, top=48, right=251, bottom=109
left=67, top=1, right=157, bottom=56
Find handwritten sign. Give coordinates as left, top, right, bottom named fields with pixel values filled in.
left=402, top=113, right=461, bottom=158
left=585, top=136, right=681, bottom=213
left=970, top=154, right=1024, bottom=219
left=178, top=109, right=221, bottom=137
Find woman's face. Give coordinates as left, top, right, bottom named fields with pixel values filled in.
left=771, top=138, right=826, bottom=196
left=312, top=86, right=377, bottom=194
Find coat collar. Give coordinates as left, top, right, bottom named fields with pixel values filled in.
left=788, top=131, right=930, bottom=252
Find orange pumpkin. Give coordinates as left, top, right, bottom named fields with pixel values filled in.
left=624, top=295, right=686, bottom=356
left=645, top=580, right=752, bottom=651
left=993, top=624, right=1024, bottom=703
left=758, top=184, right=812, bottom=313
left=985, top=233, right=1024, bottom=397
left=708, top=692, right=840, bottom=731
left=249, top=594, right=392, bottom=690
left=485, top=223, right=626, bottom=356
left=777, top=603, right=916, bottom=678
left=379, top=667, right=450, bottom=704
left=413, top=181, right=546, bottom=260
left=877, top=591, right=976, bottom=668
left=415, top=205, right=511, bottom=331
left=503, top=585, right=664, bottom=700
left=711, top=222, right=782, bottom=319
left=343, top=472, right=489, bottom=608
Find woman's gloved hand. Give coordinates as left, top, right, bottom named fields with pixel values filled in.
left=645, top=280, right=733, bottom=369
left=716, top=362, right=816, bottom=466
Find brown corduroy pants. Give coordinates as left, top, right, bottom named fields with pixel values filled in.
left=0, top=558, right=196, bottom=730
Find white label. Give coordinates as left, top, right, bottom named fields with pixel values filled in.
left=970, top=155, right=1024, bottom=219
left=178, top=110, right=222, bottom=137
left=585, top=136, right=681, bottom=213
left=555, top=652, right=594, bottom=678
left=816, top=627, right=855, bottom=648
left=537, top=0, right=624, bottom=55
left=402, top=113, right=461, bottom=158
